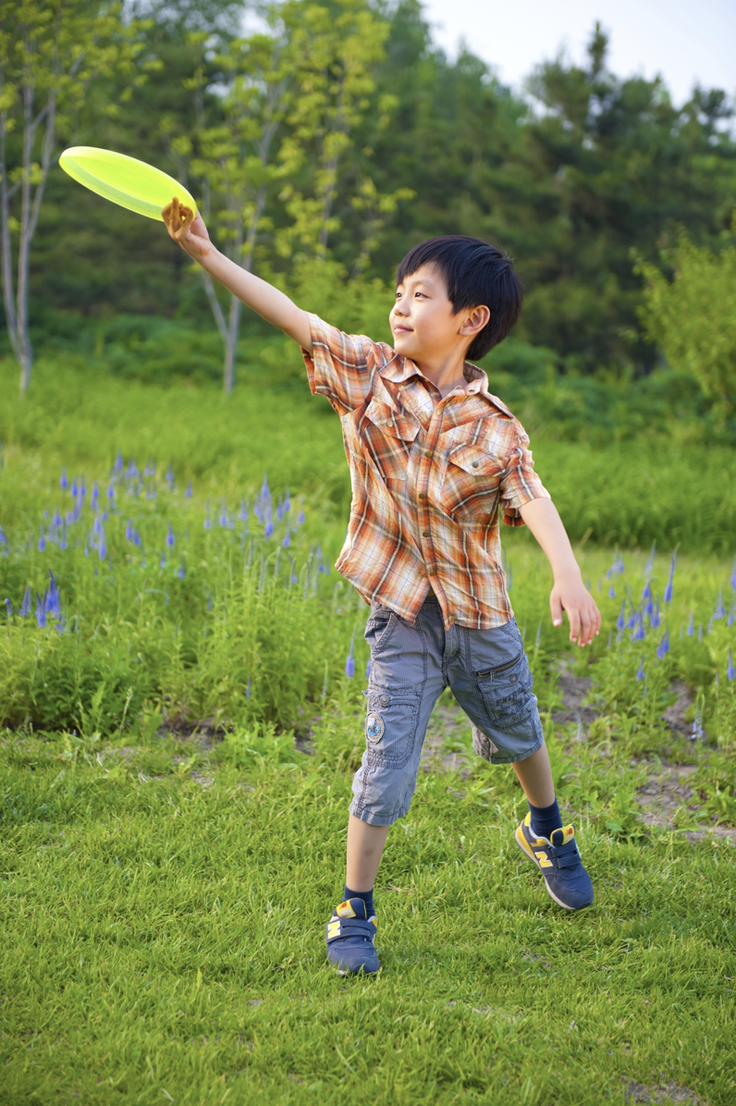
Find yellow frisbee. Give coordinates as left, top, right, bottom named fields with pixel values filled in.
left=59, top=146, right=197, bottom=221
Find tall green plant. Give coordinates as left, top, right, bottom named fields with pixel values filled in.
left=635, top=221, right=736, bottom=414
left=0, top=0, right=153, bottom=395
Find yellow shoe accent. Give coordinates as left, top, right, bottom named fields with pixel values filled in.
left=336, top=900, right=356, bottom=919
left=327, top=920, right=341, bottom=939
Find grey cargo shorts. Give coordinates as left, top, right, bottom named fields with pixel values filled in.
left=350, top=591, right=544, bottom=826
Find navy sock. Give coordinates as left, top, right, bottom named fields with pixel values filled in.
left=344, top=884, right=375, bottom=919
left=528, top=798, right=562, bottom=840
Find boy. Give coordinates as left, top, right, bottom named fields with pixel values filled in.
left=163, top=200, right=601, bottom=976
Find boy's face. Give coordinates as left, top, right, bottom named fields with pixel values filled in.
left=390, top=263, right=488, bottom=365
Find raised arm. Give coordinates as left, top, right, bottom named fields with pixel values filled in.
left=162, top=197, right=312, bottom=352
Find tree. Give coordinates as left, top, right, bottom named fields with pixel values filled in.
left=635, top=221, right=736, bottom=414
left=168, top=0, right=408, bottom=393
left=0, top=0, right=151, bottom=394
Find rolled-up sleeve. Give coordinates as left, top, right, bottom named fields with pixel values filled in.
left=499, top=428, right=550, bottom=526
left=301, top=314, right=380, bottom=417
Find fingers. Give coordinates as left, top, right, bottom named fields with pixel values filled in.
left=550, top=594, right=563, bottom=628
left=161, top=196, right=194, bottom=241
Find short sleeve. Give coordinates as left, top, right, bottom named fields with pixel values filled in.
left=499, top=427, right=550, bottom=527
left=302, top=314, right=385, bottom=417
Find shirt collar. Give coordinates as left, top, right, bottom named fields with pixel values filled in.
left=380, top=353, right=514, bottom=418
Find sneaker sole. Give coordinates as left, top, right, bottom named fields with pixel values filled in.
left=514, top=824, right=587, bottom=912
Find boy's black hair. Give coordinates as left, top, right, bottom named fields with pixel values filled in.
left=396, top=235, right=522, bottom=361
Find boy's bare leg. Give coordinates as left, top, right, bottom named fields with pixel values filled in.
left=345, top=814, right=390, bottom=892
left=510, top=742, right=555, bottom=808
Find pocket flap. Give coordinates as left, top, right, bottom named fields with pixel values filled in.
left=448, top=442, right=501, bottom=477
left=365, top=399, right=420, bottom=442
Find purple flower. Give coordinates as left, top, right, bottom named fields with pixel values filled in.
left=636, top=657, right=645, bottom=681
left=238, top=500, right=248, bottom=522
left=731, top=557, right=736, bottom=593
left=345, top=638, right=355, bottom=678
left=60, top=467, right=68, bottom=492
left=91, top=483, right=100, bottom=510
left=38, top=528, right=46, bottom=552
left=59, top=527, right=67, bottom=551
left=20, top=585, right=31, bottom=617
left=0, top=525, right=7, bottom=546
left=219, top=502, right=228, bottom=527
left=608, top=585, right=616, bottom=599
left=36, top=593, right=46, bottom=628
left=284, top=488, right=291, bottom=512
left=691, top=709, right=704, bottom=743
left=66, top=510, right=75, bottom=526
left=282, top=525, right=291, bottom=549
left=125, top=519, right=133, bottom=541
left=133, top=530, right=142, bottom=548
left=107, top=482, right=115, bottom=503
left=264, top=516, right=274, bottom=539
left=53, top=507, right=62, bottom=528
left=728, top=649, right=735, bottom=682
left=166, top=523, right=175, bottom=548
left=632, top=617, right=645, bottom=642
left=298, top=506, right=305, bottom=526
left=98, top=533, right=107, bottom=560
left=276, top=500, right=283, bottom=522
left=687, top=613, right=694, bottom=636
left=729, top=603, right=735, bottom=628
left=261, top=474, right=270, bottom=505
left=714, top=590, right=726, bottom=620
left=656, top=629, right=670, bottom=659
left=664, top=579, right=673, bottom=604
left=4, top=598, right=12, bottom=618
left=114, top=451, right=123, bottom=474
left=166, top=463, right=174, bottom=490
left=650, top=599, right=660, bottom=629
left=177, top=563, right=185, bottom=579
left=642, top=581, right=652, bottom=601
left=185, top=480, right=193, bottom=499
left=93, top=515, right=102, bottom=536
left=159, top=550, right=166, bottom=568
left=645, top=543, right=656, bottom=574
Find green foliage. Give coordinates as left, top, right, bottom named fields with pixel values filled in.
left=635, top=221, right=736, bottom=414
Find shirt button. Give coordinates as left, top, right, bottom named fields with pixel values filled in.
left=427, top=567, right=436, bottom=576
left=419, top=492, right=427, bottom=499
left=422, top=530, right=430, bottom=537
left=424, top=451, right=432, bottom=459
left=472, top=461, right=479, bottom=469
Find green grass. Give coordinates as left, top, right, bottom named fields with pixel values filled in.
left=2, top=727, right=735, bottom=1105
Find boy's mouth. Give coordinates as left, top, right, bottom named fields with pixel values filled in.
left=393, top=325, right=412, bottom=333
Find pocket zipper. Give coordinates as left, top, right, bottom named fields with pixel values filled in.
left=475, top=650, right=522, bottom=679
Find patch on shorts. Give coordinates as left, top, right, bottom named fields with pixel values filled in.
left=365, top=712, right=385, bottom=743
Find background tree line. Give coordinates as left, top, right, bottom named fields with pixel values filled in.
left=1, top=0, right=735, bottom=396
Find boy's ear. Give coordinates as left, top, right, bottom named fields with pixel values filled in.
left=458, top=305, right=490, bottom=337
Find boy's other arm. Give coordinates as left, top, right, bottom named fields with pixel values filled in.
left=162, top=198, right=312, bottom=352
left=518, top=496, right=601, bottom=647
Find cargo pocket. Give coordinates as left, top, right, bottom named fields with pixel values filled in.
left=475, top=650, right=534, bottom=727
left=365, top=686, right=420, bottom=768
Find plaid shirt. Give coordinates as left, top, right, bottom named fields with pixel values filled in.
left=302, top=314, right=550, bottom=630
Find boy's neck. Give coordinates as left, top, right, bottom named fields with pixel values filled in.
left=413, top=349, right=472, bottom=399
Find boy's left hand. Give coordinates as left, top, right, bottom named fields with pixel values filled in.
left=550, top=572, right=601, bottom=647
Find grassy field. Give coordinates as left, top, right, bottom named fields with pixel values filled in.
left=1, top=355, right=735, bottom=1104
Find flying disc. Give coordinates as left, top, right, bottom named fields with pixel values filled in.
left=59, top=146, right=197, bottom=221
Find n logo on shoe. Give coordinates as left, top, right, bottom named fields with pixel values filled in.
left=535, top=849, right=553, bottom=868
left=327, top=920, right=341, bottom=939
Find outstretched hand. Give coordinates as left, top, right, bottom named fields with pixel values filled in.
left=161, top=196, right=212, bottom=262
left=550, top=573, right=601, bottom=647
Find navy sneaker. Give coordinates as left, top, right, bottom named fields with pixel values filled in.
left=325, top=898, right=380, bottom=975
left=515, top=812, right=594, bottom=911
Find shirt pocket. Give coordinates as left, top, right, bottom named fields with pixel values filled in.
left=361, top=399, right=420, bottom=483
left=441, top=441, right=503, bottom=525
